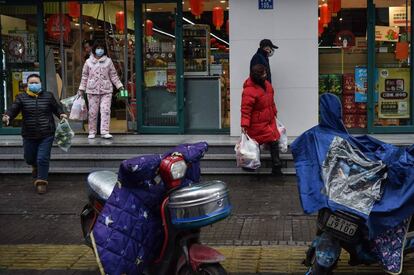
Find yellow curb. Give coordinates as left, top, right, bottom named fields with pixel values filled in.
left=0, top=244, right=414, bottom=274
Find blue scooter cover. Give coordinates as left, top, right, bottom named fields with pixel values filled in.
left=91, top=142, right=209, bottom=275
left=291, top=93, right=414, bottom=238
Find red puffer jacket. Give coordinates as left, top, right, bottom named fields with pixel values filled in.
left=240, top=77, right=280, bottom=144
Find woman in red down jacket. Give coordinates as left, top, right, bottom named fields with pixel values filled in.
left=240, top=64, right=282, bottom=176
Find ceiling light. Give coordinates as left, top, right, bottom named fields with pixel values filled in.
left=146, top=8, right=152, bottom=12
left=220, top=0, right=226, bottom=3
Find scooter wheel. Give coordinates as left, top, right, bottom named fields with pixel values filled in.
left=178, top=263, right=227, bottom=275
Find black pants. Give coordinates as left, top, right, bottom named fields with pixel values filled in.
left=269, top=140, right=282, bottom=174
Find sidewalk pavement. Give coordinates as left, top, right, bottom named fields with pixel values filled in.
left=1, top=174, right=413, bottom=274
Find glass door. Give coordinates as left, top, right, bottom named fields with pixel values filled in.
left=136, top=0, right=184, bottom=133
left=0, top=3, right=43, bottom=134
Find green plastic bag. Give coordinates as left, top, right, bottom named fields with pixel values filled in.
left=55, top=118, right=75, bottom=152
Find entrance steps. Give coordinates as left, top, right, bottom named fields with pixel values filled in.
left=0, top=134, right=294, bottom=176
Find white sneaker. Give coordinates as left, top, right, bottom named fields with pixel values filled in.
left=102, top=134, right=113, bottom=139
left=88, top=134, right=96, bottom=139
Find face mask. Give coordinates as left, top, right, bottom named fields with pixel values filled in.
left=95, top=49, right=105, bottom=57
left=28, top=83, right=42, bottom=93
left=268, top=49, right=274, bottom=57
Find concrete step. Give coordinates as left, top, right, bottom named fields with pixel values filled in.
left=0, top=153, right=295, bottom=170
left=0, top=167, right=296, bottom=175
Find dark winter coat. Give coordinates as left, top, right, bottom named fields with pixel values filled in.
left=240, top=78, right=280, bottom=144
left=250, top=48, right=272, bottom=83
left=5, top=91, right=64, bottom=139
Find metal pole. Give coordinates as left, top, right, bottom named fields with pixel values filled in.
left=124, top=0, right=129, bottom=130
left=59, top=1, right=65, bottom=99
left=410, top=0, right=414, bottom=125
left=367, top=0, right=375, bottom=132
left=80, top=3, right=83, bottom=62
left=124, top=0, right=128, bottom=88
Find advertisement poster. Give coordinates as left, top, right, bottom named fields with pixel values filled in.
left=319, top=74, right=342, bottom=98
left=378, top=68, right=410, bottom=119
left=355, top=67, right=367, bottom=102
left=389, top=7, right=411, bottom=27
left=354, top=67, right=379, bottom=103
left=144, top=70, right=167, bottom=87
left=375, top=26, right=400, bottom=42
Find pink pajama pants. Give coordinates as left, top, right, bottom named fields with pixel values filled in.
left=87, top=93, right=112, bottom=135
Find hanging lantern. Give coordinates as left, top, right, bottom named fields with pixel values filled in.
left=145, top=20, right=153, bottom=37
left=328, top=0, right=341, bottom=17
left=331, top=0, right=341, bottom=16
left=116, top=11, right=125, bottom=33
left=320, top=3, right=331, bottom=27
left=226, top=19, right=229, bottom=35
left=318, top=17, right=324, bottom=37
left=47, top=14, right=71, bottom=42
left=67, top=2, right=81, bottom=18
left=190, top=0, right=204, bottom=19
left=212, top=6, right=224, bottom=30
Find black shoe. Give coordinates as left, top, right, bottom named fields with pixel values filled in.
left=272, top=166, right=283, bottom=176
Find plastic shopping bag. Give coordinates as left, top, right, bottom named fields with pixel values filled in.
left=69, top=95, right=88, bottom=121
left=277, top=119, right=288, bottom=153
left=55, top=118, right=75, bottom=152
left=60, top=95, right=77, bottom=114
left=235, top=133, right=261, bottom=170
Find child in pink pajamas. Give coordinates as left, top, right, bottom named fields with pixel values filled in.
left=78, top=40, right=123, bottom=139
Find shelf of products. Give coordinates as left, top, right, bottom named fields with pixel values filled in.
left=183, top=24, right=210, bottom=76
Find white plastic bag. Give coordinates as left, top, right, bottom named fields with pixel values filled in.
left=69, top=95, right=88, bottom=121
left=60, top=95, right=77, bottom=114
left=55, top=118, right=75, bottom=152
left=235, top=133, right=261, bottom=170
left=277, top=119, right=288, bottom=153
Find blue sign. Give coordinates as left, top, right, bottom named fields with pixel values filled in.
left=259, top=0, right=274, bottom=10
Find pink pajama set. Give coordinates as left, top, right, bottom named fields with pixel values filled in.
left=79, top=55, right=123, bottom=135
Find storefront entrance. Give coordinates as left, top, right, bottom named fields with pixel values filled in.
left=0, top=0, right=230, bottom=135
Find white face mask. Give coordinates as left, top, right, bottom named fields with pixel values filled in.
left=268, top=49, right=274, bottom=57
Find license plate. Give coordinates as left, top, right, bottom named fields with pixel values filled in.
left=326, top=215, right=358, bottom=236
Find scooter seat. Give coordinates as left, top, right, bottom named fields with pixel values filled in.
left=86, top=171, right=118, bottom=202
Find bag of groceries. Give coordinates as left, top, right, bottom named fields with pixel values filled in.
left=55, top=118, right=75, bottom=152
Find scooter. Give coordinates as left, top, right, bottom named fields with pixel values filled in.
left=81, top=147, right=231, bottom=275
left=303, top=208, right=414, bottom=274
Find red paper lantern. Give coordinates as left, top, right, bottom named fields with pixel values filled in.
left=329, top=0, right=341, bottom=16
left=320, top=3, right=331, bottom=27
left=190, top=0, right=204, bottom=19
left=210, top=37, right=217, bottom=45
left=116, top=11, right=125, bottom=33
left=67, top=2, right=80, bottom=18
left=226, top=19, right=229, bottom=35
left=145, top=20, right=153, bottom=36
left=47, top=14, right=71, bottom=42
left=318, top=17, right=324, bottom=37
left=212, top=6, right=224, bottom=30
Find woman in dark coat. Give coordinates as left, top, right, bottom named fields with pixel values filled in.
left=2, top=74, right=66, bottom=194
left=240, top=64, right=282, bottom=175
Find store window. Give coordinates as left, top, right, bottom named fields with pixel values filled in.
left=319, top=0, right=413, bottom=132
left=142, top=2, right=179, bottom=128
left=43, top=1, right=135, bottom=133
left=182, top=1, right=229, bottom=130
left=0, top=4, right=39, bottom=131
left=374, top=0, right=411, bottom=127
left=319, top=0, right=369, bottom=130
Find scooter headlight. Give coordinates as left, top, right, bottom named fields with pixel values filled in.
left=170, top=160, right=187, bottom=180
left=160, top=152, right=187, bottom=189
